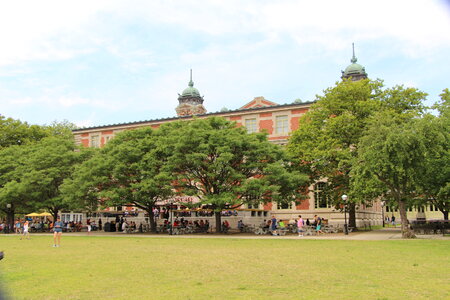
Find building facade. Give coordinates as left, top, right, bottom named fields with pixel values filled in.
left=73, top=48, right=385, bottom=227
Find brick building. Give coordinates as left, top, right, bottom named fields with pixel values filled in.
left=73, top=48, right=384, bottom=227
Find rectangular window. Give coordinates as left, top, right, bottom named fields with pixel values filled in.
left=90, top=135, right=100, bottom=148
left=275, top=115, right=289, bottom=134
left=245, top=118, right=257, bottom=133
left=278, top=202, right=293, bottom=210
left=314, top=182, right=331, bottom=208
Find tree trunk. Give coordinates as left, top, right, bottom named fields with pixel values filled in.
left=348, top=202, right=356, bottom=229
left=215, top=211, right=222, bottom=233
left=50, top=207, right=59, bottom=223
left=442, top=211, right=448, bottom=221
left=7, top=210, right=15, bottom=234
left=398, top=200, right=415, bottom=238
left=147, top=208, right=157, bottom=233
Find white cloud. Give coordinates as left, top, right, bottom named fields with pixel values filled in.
left=1, top=0, right=448, bottom=67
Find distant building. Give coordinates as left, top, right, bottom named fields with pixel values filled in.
left=73, top=46, right=385, bottom=227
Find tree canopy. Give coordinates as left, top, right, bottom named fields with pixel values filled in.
left=163, top=117, right=308, bottom=232
left=287, top=79, right=428, bottom=230
left=0, top=136, right=92, bottom=223
left=62, top=126, right=175, bottom=232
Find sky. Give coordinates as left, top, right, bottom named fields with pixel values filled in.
left=1, top=0, right=450, bottom=128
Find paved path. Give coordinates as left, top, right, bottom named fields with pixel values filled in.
left=3, top=228, right=448, bottom=240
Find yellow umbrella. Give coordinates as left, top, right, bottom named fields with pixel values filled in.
left=26, top=213, right=41, bottom=217
left=37, top=212, right=52, bottom=217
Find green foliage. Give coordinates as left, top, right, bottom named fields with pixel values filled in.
left=163, top=117, right=307, bottom=210
left=43, top=120, right=78, bottom=139
left=288, top=79, right=429, bottom=209
left=0, top=115, right=49, bottom=149
left=288, top=79, right=385, bottom=207
left=0, top=136, right=91, bottom=220
left=62, top=127, right=175, bottom=230
left=413, top=93, right=450, bottom=219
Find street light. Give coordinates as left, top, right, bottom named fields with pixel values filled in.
left=6, top=204, right=12, bottom=234
left=168, top=200, right=174, bottom=235
left=381, top=201, right=386, bottom=228
left=342, top=195, right=348, bottom=235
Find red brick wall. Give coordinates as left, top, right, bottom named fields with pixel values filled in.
left=102, top=130, right=113, bottom=135
left=292, top=108, right=308, bottom=114
left=229, top=116, right=242, bottom=121
left=259, top=112, right=272, bottom=118
left=296, top=199, right=310, bottom=210
left=81, top=139, right=89, bottom=147
left=263, top=203, right=273, bottom=210
left=259, top=120, right=273, bottom=134
left=290, top=116, right=300, bottom=131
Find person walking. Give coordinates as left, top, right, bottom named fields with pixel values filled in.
left=21, top=220, right=30, bottom=240
left=53, top=217, right=63, bottom=247
left=297, top=215, right=304, bottom=237
left=86, top=219, right=92, bottom=235
left=14, top=219, right=22, bottom=235
left=271, top=216, right=277, bottom=235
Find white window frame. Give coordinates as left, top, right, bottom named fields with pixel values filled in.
left=245, top=118, right=258, bottom=133
left=275, top=115, right=289, bottom=134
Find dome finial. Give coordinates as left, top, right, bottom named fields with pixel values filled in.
left=351, top=43, right=357, bottom=63
left=189, top=69, right=194, bottom=87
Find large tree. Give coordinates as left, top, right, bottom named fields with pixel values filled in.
left=163, top=117, right=308, bottom=233
left=414, top=90, right=450, bottom=219
left=288, top=79, right=384, bottom=227
left=0, top=136, right=92, bottom=223
left=350, top=111, right=428, bottom=238
left=288, top=79, right=427, bottom=228
left=0, top=116, right=77, bottom=229
left=0, top=145, right=34, bottom=230
left=62, top=127, right=174, bottom=232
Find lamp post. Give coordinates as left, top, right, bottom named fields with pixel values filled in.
left=381, top=201, right=386, bottom=228
left=6, top=204, right=12, bottom=234
left=169, top=200, right=173, bottom=235
left=342, top=195, right=348, bottom=235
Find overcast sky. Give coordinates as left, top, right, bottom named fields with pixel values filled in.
left=1, top=0, right=449, bottom=128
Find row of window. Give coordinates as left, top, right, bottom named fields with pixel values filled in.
left=244, top=115, right=289, bottom=134
left=386, top=205, right=440, bottom=213
left=89, top=116, right=290, bottom=147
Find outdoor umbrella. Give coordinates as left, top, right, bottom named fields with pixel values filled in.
left=25, top=213, right=41, bottom=217
left=37, top=212, right=52, bottom=217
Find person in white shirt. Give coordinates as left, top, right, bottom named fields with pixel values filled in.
left=21, top=220, right=30, bottom=240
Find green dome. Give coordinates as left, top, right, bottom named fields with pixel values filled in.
left=181, top=80, right=201, bottom=97
left=343, top=62, right=365, bottom=76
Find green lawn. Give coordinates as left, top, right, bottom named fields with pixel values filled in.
left=0, top=235, right=449, bottom=300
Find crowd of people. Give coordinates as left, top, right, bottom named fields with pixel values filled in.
left=3, top=210, right=338, bottom=241
left=256, top=215, right=326, bottom=236
left=163, top=218, right=211, bottom=233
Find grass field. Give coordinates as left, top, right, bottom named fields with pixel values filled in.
left=0, top=235, right=449, bottom=300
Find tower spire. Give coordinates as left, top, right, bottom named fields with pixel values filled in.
left=189, top=69, right=194, bottom=87
left=351, top=43, right=357, bottom=63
